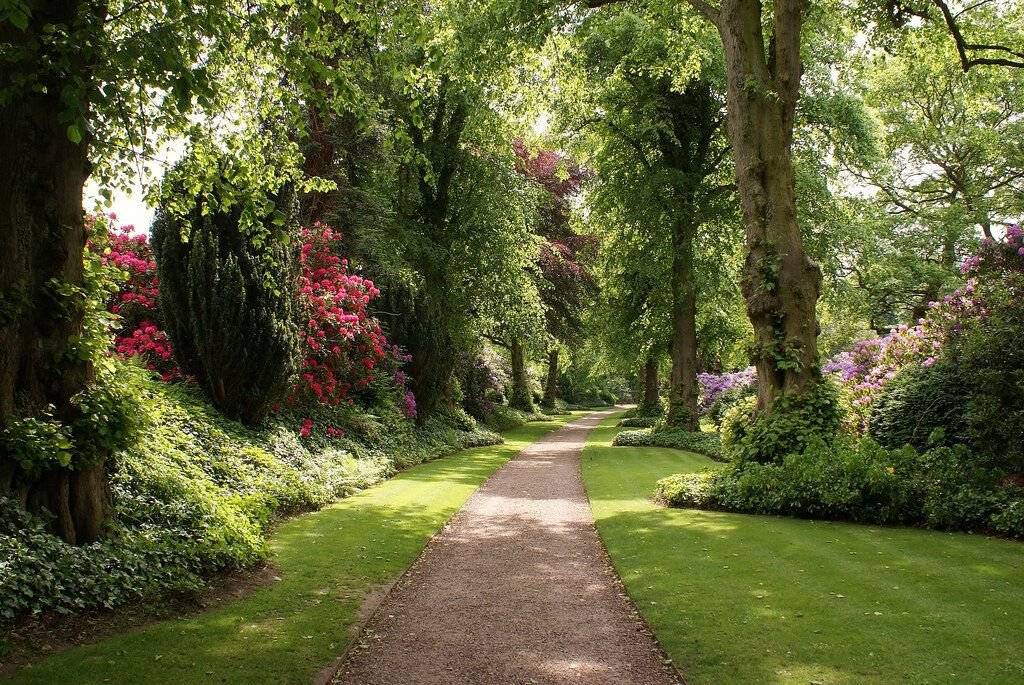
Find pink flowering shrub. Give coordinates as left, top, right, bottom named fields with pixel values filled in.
left=288, top=224, right=415, bottom=420
left=88, top=215, right=182, bottom=381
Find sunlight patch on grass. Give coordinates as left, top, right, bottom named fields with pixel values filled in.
left=7, top=414, right=579, bottom=685
left=583, top=413, right=1024, bottom=685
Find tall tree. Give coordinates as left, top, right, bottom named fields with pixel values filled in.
left=560, top=9, right=739, bottom=426
left=513, top=141, right=596, bottom=408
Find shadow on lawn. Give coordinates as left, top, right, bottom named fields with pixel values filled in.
left=586, top=437, right=1024, bottom=685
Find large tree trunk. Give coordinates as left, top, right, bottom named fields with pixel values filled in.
left=639, top=357, right=660, bottom=412
left=0, top=0, right=110, bottom=543
left=542, top=348, right=559, bottom=407
left=666, top=221, right=700, bottom=430
left=508, top=338, right=533, bottom=411
left=717, top=0, right=821, bottom=413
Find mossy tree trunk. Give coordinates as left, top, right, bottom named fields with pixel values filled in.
left=0, top=0, right=110, bottom=543
left=542, top=348, right=559, bottom=407
left=714, top=0, right=821, bottom=412
left=509, top=338, right=533, bottom=411
left=666, top=219, right=700, bottom=430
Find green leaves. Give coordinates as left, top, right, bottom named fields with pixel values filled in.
left=0, top=0, right=30, bottom=30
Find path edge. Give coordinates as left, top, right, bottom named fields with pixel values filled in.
left=581, top=407, right=690, bottom=685
left=314, top=410, right=603, bottom=685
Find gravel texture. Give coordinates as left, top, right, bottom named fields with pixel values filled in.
left=334, top=409, right=681, bottom=685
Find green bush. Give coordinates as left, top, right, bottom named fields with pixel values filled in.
left=720, top=395, right=756, bottom=450
left=656, top=435, right=1024, bottom=536
left=482, top=405, right=551, bottom=432
left=707, top=382, right=756, bottom=429
left=614, top=427, right=726, bottom=460
left=151, top=173, right=299, bottom=426
left=655, top=470, right=724, bottom=508
left=956, top=291, right=1024, bottom=473
left=0, top=372, right=502, bottom=626
left=991, top=490, right=1024, bottom=538
left=870, top=361, right=970, bottom=453
left=731, top=380, right=846, bottom=464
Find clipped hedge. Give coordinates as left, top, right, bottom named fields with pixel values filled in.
left=614, top=427, right=726, bottom=460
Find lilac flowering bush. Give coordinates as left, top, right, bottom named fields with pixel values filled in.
left=698, top=367, right=755, bottom=411
left=826, top=225, right=1024, bottom=440
left=654, top=225, right=1024, bottom=537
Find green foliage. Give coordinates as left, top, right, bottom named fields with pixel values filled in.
left=0, top=371, right=504, bottom=625
left=658, top=436, right=1024, bottom=537
left=955, top=282, right=1024, bottom=473
left=482, top=405, right=551, bottom=433
left=614, top=426, right=726, bottom=460
left=719, top=394, right=757, bottom=450
left=731, top=380, right=845, bottom=464
left=707, top=381, right=756, bottom=429
left=375, top=283, right=458, bottom=422
left=869, top=361, right=969, bottom=452
left=151, top=168, right=299, bottom=426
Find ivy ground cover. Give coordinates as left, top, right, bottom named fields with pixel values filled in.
left=5, top=415, right=577, bottom=685
left=582, top=414, right=1024, bottom=685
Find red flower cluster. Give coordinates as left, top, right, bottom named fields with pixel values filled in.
left=89, top=215, right=182, bottom=380
left=289, top=224, right=397, bottom=409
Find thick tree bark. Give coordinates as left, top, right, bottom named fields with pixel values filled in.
left=639, top=357, right=660, bottom=411
left=509, top=338, right=533, bottom=411
left=0, top=0, right=110, bottom=543
left=666, top=221, right=700, bottom=430
left=542, top=348, right=559, bottom=407
left=714, top=0, right=822, bottom=412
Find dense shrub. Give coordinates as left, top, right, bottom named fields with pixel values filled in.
left=614, top=427, right=726, bottom=460
left=869, top=361, right=969, bottom=452
left=152, top=178, right=300, bottom=426
left=457, top=352, right=505, bottom=419
left=706, top=381, right=756, bottom=429
left=730, top=380, right=846, bottom=465
left=288, top=225, right=414, bottom=425
left=482, top=405, right=551, bottom=432
left=91, top=216, right=182, bottom=381
left=0, top=372, right=502, bottom=625
left=698, top=367, right=755, bottom=411
left=657, top=437, right=1024, bottom=537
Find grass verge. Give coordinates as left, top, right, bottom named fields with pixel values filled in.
left=4, top=414, right=579, bottom=684
left=583, top=414, right=1024, bottom=685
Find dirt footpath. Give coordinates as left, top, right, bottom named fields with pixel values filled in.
left=333, top=409, right=681, bottom=685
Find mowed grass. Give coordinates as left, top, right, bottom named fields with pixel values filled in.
left=6, top=414, right=581, bottom=685
left=582, top=415, right=1024, bottom=685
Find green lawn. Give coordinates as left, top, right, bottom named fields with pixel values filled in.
left=583, top=414, right=1024, bottom=685
left=6, top=414, right=579, bottom=685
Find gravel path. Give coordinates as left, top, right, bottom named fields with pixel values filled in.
left=333, top=409, right=681, bottom=685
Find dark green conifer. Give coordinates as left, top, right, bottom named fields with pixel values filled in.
left=151, top=175, right=299, bottom=426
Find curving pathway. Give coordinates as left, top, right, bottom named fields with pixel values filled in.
left=333, top=409, right=680, bottom=685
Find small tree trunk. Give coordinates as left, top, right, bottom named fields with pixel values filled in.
left=0, top=0, right=110, bottom=544
left=640, top=357, right=660, bottom=412
left=509, top=338, right=533, bottom=411
left=542, top=348, right=559, bottom=407
left=717, top=0, right=821, bottom=413
left=666, top=222, right=699, bottom=430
